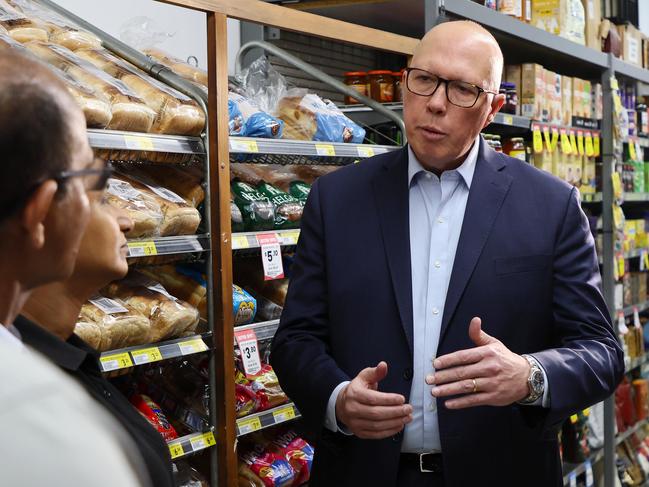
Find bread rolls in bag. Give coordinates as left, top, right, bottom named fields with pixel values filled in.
left=24, top=41, right=155, bottom=132
left=75, top=48, right=205, bottom=136
left=139, top=265, right=207, bottom=319
left=106, top=178, right=164, bottom=238
left=143, top=47, right=208, bottom=87
left=104, top=274, right=200, bottom=342
left=0, top=1, right=48, bottom=43
left=134, top=164, right=205, bottom=207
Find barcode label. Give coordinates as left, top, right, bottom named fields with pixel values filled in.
left=89, top=297, right=128, bottom=315
left=147, top=283, right=176, bottom=301
left=143, top=183, right=186, bottom=204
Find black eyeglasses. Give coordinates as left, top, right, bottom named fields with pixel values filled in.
left=55, top=162, right=114, bottom=192
left=405, top=67, right=498, bottom=108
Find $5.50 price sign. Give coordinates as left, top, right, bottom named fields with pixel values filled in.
left=256, top=233, right=284, bottom=280
left=234, top=328, right=262, bottom=376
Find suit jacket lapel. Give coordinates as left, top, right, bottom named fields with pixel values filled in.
left=439, top=140, right=513, bottom=344
left=372, top=147, right=414, bottom=355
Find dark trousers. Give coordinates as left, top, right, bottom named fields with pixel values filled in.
left=397, top=456, right=445, bottom=487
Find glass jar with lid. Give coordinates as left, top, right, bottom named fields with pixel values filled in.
left=492, top=134, right=503, bottom=153
left=499, top=82, right=518, bottom=115
left=344, top=71, right=368, bottom=105
left=368, top=70, right=394, bottom=103
left=504, top=137, right=526, bottom=161
left=393, top=71, right=403, bottom=103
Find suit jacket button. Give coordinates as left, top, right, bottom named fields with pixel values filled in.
left=403, top=367, right=413, bottom=380
left=392, top=433, right=402, bottom=442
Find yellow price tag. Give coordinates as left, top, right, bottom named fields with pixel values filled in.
left=618, top=254, right=626, bottom=278
left=124, top=135, right=154, bottom=152
left=127, top=241, right=157, bottom=257
left=237, top=416, right=262, bottom=435
left=593, top=135, right=600, bottom=158
left=570, top=132, right=578, bottom=154
left=543, top=126, right=552, bottom=152
left=232, top=234, right=249, bottom=250
left=532, top=126, right=543, bottom=154
left=577, top=131, right=585, bottom=156
left=503, top=115, right=514, bottom=126
left=583, top=408, right=591, bottom=417
left=550, top=127, right=559, bottom=152
left=100, top=352, right=133, bottom=372
left=315, top=144, right=336, bottom=157
left=612, top=172, right=623, bottom=200
left=610, top=77, right=619, bottom=90
left=570, top=414, right=578, bottom=424
left=131, top=347, right=163, bottom=365
left=282, top=230, right=300, bottom=246
left=230, top=139, right=259, bottom=153
left=272, top=405, right=297, bottom=424
left=613, top=205, right=624, bottom=230
left=630, top=141, right=638, bottom=161
left=168, top=442, right=184, bottom=459
left=584, top=133, right=594, bottom=157
left=560, top=130, right=571, bottom=155
left=644, top=251, right=649, bottom=271
left=190, top=432, right=216, bottom=451
left=179, top=338, right=209, bottom=355
left=357, top=146, right=375, bottom=158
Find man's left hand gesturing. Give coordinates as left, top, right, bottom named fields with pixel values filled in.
left=427, top=317, right=531, bottom=409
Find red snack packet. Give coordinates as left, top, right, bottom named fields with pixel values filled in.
left=270, top=430, right=314, bottom=486
left=130, top=393, right=178, bottom=442
left=239, top=443, right=295, bottom=487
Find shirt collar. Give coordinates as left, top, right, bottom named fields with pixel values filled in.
left=407, top=135, right=480, bottom=189
left=0, top=323, right=23, bottom=349
left=13, top=315, right=97, bottom=372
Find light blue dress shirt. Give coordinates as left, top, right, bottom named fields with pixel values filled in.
left=324, top=138, right=548, bottom=451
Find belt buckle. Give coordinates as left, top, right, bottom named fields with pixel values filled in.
left=419, top=453, right=435, bottom=473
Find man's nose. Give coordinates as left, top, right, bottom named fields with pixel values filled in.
left=426, top=81, right=448, bottom=114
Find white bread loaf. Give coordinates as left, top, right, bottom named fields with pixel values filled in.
left=79, top=298, right=151, bottom=351
left=143, top=47, right=208, bottom=87
left=106, top=178, right=163, bottom=238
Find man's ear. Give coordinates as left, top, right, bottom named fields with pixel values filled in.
left=482, top=93, right=506, bottom=129
left=20, top=180, right=58, bottom=250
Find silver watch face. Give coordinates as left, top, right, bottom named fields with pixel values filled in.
left=530, top=368, right=544, bottom=395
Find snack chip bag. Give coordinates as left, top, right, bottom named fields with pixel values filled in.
left=130, top=393, right=178, bottom=442
left=233, top=284, right=257, bottom=326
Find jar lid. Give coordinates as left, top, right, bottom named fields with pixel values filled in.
left=344, top=71, right=367, bottom=76
left=368, top=70, right=393, bottom=75
left=511, top=137, right=524, bottom=142
left=391, top=72, right=403, bottom=77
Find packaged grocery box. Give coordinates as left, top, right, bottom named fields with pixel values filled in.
left=505, top=65, right=522, bottom=115
left=562, top=76, right=573, bottom=126
left=581, top=0, right=601, bottom=51
left=521, top=63, right=545, bottom=120
left=532, top=0, right=586, bottom=45
left=618, top=23, right=643, bottom=67
left=545, top=70, right=562, bottom=124
left=572, top=78, right=584, bottom=118
left=592, top=83, right=603, bottom=120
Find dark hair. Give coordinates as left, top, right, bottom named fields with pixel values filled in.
left=0, top=79, right=73, bottom=221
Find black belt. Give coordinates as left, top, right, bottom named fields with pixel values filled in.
left=400, top=453, right=443, bottom=473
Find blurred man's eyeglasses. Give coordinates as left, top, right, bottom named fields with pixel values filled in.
left=55, top=161, right=114, bottom=192
left=404, top=67, right=498, bottom=108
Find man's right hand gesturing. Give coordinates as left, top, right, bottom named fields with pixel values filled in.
left=335, top=361, right=413, bottom=439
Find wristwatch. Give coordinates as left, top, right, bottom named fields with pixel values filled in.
left=518, top=354, right=545, bottom=405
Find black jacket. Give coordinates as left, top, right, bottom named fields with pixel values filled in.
left=15, top=315, right=175, bottom=487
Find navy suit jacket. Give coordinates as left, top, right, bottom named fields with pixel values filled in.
left=271, top=139, right=624, bottom=487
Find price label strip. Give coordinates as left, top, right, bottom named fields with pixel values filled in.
left=230, top=139, right=259, bottom=153
left=585, top=132, right=594, bottom=157
left=237, top=416, right=262, bottom=436
left=234, top=329, right=262, bottom=377
left=281, top=230, right=300, bottom=246
left=232, top=234, right=250, bottom=250
left=357, top=146, right=375, bottom=158
left=630, top=140, right=638, bottom=161
left=560, top=129, right=571, bottom=155
left=178, top=338, right=209, bottom=356
left=502, top=115, right=514, bottom=126
left=131, top=347, right=163, bottom=365
left=124, top=134, right=155, bottom=152
left=272, top=405, right=297, bottom=424
left=577, top=131, right=585, bottom=156
left=100, top=352, right=133, bottom=372
left=189, top=431, right=216, bottom=451
left=315, top=144, right=336, bottom=157
left=168, top=441, right=185, bottom=459
left=127, top=241, right=158, bottom=257
left=532, top=125, right=543, bottom=154
left=570, top=131, right=578, bottom=155
left=257, top=233, right=285, bottom=280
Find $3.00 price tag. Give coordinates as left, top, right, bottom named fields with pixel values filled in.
left=234, top=329, right=262, bottom=377
left=257, top=234, right=284, bottom=280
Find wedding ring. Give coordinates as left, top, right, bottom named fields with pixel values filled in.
left=472, top=378, right=478, bottom=393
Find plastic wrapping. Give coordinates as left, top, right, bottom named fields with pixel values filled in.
left=75, top=47, right=205, bottom=135
left=229, top=92, right=283, bottom=138
left=77, top=296, right=151, bottom=351
left=143, top=46, right=207, bottom=87
left=231, top=181, right=275, bottom=231
left=247, top=363, right=288, bottom=411
left=24, top=41, right=156, bottom=132
left=235, top=369, right=260, bottom=418
left=106, top=178, right=164, bottom=238
left=104, top=272, right=200, bottom=342
left=116, top=172, right=201, bottom=237
left=257, top=182, right=303, bottom=229
left=0, top=1, right=48, bottom=43
left=133, top=164, right=204, bottom=208
left=8, top=0, right=102, bottom=50
left=233, top=284, right=257, bottom=326
left=130, top=393, right=179, bottom=442
left=239, top=444, right=295, bottom=487
left=269, top=430, right=314, bottom=486
left=140, top=264, right=207, bottom=320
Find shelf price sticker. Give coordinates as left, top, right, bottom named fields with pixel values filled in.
left=560, top=129, right=571, bottom=155
left=357, top=146, right=375, bottom=158
left=570, top=414, right=578, bottom=424
left=124, top=134, right=154, bottom=152
left=585, top=460, right=594, bottom=487
left=272, top=405, right=296, bottom=424
left=532, top=125, right=543, bottom=154
left=577, top=131, right=585, bottom=156
left=168, top=441, right=185, bottom=459
left=630, top=140, right=638, bottom=161
left=100, top=352, right=133, bottom=372
left=281, top=230, right=300, bottom=246
left=593, top=134, right=601, bottom=158
left=644, top=251, right=649, bottom=271
left=232, top=234, right=250, bottom=250
left=612, top=172, right=623, bottom=201
left=618, top=253, right=626, bottom=278
left=315, top=144, right=336, bottom=157
left=230, top=139, right=259, bottom=153
left=502, top=114, right=514, bottom=126
left=179, top=338, right=209, bottom=356
left=585, top=132, right=594, bottom=157
left=238, top=416, right=262, bottom=436
left=190, top=431, right=216, bottom=451
left=131, top=347, right=163, bottom=365
left=550, top=126, right=559, bottom=152
left=127, top=241, right=158, bottom=257
left=570, top=131, right=578, bottom=154
left=257, top=233, right=284, bottom=280
left=235, top=328, right=262, bottom=377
